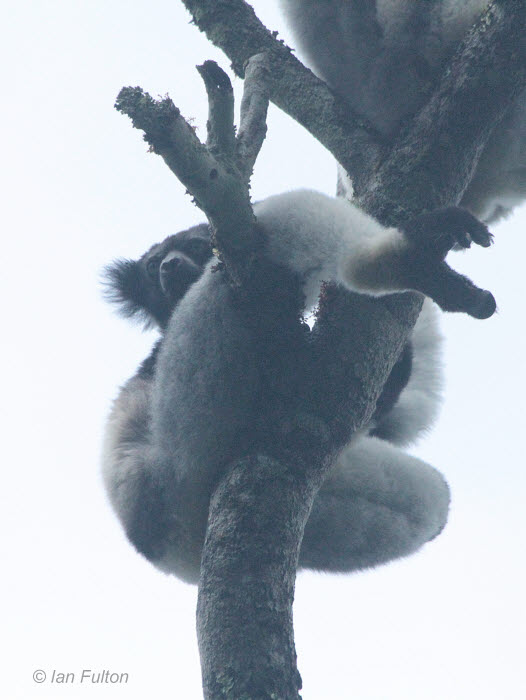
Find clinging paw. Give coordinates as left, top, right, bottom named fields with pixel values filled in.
left=401, top=206, right=494, bottom=260
left=398, top=207, right=496, bottom=319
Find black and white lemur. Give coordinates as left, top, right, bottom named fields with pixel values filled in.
left=279, top=0, right=526, bottom=223
left=102, top=190, right=495, bottom=584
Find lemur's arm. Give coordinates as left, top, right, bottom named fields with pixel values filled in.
left=256, top=191, right=496, bottom=319
left=347, top=206, right=496, bottom=319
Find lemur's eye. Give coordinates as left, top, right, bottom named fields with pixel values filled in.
left=146, top=258, right=160, bottom=279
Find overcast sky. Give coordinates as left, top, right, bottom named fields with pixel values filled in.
left=3, top=1, right=526, bottom=698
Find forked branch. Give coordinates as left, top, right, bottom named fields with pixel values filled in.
left=115, top=55, right=270, bottom=284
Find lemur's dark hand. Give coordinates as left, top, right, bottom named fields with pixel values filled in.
left=399, top=207, right=496, bottom=320
left=401, top=206, right=493, bottom=258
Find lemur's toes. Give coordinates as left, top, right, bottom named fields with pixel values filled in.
left=401, top=207, right=494, bottom=260
left=454, top=231, right=472, bottom=249
left=448, top=210, right=493, bottom=249
left=467, top=221, right=493, bottom=248
left=465, top=289, right=497, bottom=319
left=414, top=263, right=497, bottom=320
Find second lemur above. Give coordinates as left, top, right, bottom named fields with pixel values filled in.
left=279, top=0, right=526, bottom=223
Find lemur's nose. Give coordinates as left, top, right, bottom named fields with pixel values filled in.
left=160, top=254, right=181, bottom=272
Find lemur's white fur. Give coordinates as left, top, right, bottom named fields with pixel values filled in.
left=280, top=0, right=526, bottom=223
left=103, top=190, right=449, bottom=584
left=368, top=299, right=444, bottom=447
left=255, top=190, right=412, bottom=304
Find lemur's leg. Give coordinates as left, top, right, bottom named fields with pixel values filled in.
left=299, top=436, right=450, bottom=573
left=103, top=380, right=450, bottom=579
left=102, top=375, right=172, bottom=563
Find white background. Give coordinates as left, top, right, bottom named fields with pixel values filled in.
left=3, top=1, right=525, bottom=698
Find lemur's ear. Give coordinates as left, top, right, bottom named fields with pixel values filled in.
left=102, top=259, right=157, bottom=330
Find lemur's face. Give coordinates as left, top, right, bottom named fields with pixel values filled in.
left=144, top=225, right=213, bottom=309
left=104, top=223, right=212, bottom=329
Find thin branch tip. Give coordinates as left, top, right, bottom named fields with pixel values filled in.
left=236, top=52, right=271, bottom=180
left=197, top=60, right=233, bottom=90
left=114, top=87, right=185, bottom=154
left=197, top=61, right=236, bottom=156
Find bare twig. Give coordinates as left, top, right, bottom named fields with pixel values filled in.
left=358, top=0, right=526, bottom=224
left=197, top=60, right=236, bottom=157
left=181, top=0, right=526, bottom=225
left=236, top=53, right=271, bottom=183
left=115, top=84, right=256, bottom=284
left=181, top=0, right=384, bottom=189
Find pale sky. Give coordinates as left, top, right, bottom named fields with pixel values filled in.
left=3, top=1, right=526, bottom=698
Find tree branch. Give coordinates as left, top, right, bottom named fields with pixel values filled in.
left=115, top=2, right=526, bottom=698
left=236, top=52, right=271, bottom=183
left=181, top=0, right=526, bottom=224
left=358, top=0, right=526, bottom=224
left=197, top=454, right=306, bottom=700
left=182, top=0, right=384, bottom=190
left=197, top=59, right=236, bottom=158
left=115, top=78, right=255, bottom=285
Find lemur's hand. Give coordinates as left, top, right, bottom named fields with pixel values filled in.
left=402, top=207, right=493, bottom=258
left=399, top=207, right=496, bottom=319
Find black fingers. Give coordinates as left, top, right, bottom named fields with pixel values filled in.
left=468, top=290, right=497, bottom=320
left=397, top=207, right=496, bottom=317
left=401, top=206, right=493, bottom=259
left=407, top=262, right=497, bottom=319
left=441, top=207, right=493, bottom=249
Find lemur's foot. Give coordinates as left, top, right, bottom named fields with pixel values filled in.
left=399, top=207, right=496, bottom=319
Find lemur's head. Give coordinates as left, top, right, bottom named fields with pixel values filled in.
left=104, top=223, right=212, bottom=329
